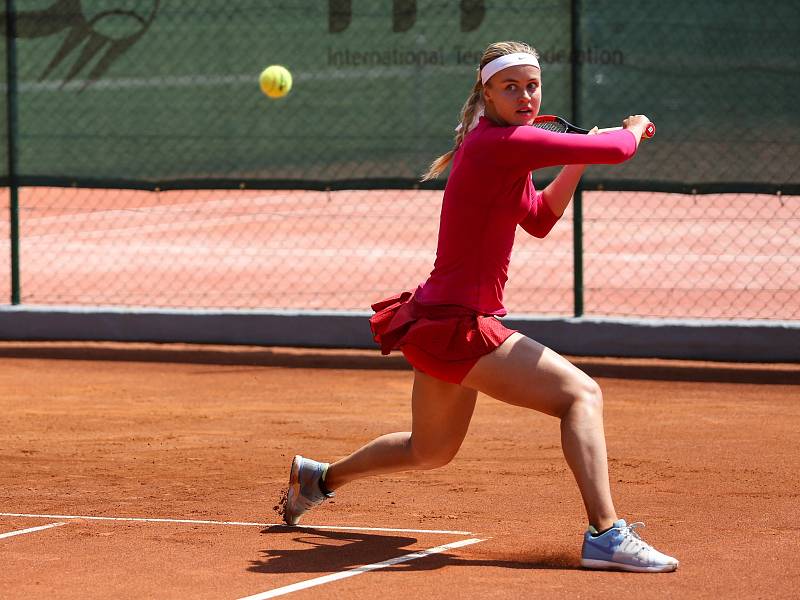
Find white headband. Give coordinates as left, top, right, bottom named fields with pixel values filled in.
left=455, top=52, right=541, bottom=133
left=480, top=52, right=540, bottom=84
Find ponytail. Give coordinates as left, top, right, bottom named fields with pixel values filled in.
left=420, top=79, right=483, bottom=181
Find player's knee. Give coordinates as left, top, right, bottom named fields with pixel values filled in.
left=409, top=443, right=458, bottom=470
left=421, top=451, right=457, bottom=470
left=562, top=378, right=603, bottom=419
left=577, top=378, right=604, bottom=414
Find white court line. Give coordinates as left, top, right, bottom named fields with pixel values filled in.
left=236, top=537, right=486, bottom=600
left=0, top=522, right=66, bottom=540
left=0, top=513, right=472, bottom=536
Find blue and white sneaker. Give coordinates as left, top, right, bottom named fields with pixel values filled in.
left=281, top=455, right=334, bottom=526
left=581, top=519, right=679, bottom=572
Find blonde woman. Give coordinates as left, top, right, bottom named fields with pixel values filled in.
left=281, top=41, right=678, bottom=573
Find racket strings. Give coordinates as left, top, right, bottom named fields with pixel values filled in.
left=533, top=121, right=568, bottom=133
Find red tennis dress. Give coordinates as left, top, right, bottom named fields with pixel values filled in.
left=370, top=117, right=638, bottom=384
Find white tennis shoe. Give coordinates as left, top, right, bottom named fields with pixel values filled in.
left=581, top=519, right=679, bottom=572
left=281, top=455, right=334, bottom=526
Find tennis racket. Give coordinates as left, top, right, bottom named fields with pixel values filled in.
left=533, top=114, right=656, bottom=139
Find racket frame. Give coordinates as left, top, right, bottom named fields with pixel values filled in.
left=533, top=114, right=655, bottom=138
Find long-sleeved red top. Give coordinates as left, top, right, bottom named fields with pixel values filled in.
left=414, top=116, right=638, bottom=315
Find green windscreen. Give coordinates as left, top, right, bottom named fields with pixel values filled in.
left=0, top=9, right=7, bottom=179
left=5, top=1, right=799, bottom=193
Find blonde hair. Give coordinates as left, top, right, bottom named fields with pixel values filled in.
left=420, top=41, right=539, bottom=182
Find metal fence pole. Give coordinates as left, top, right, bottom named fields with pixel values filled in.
left=570, top=0, right=584, bottom=317
left=5, top=0, right=20, bottom=304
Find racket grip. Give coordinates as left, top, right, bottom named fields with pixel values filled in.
left=598, top=123, right=656, bottom=139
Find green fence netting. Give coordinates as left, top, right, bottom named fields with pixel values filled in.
left=3, top=1, right=798, bottom=193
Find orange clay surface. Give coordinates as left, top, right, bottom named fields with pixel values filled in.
left=1, top=342, right=799, bottom=599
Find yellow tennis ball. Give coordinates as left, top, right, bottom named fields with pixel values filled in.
left=259, top=65, right=292, bottom=98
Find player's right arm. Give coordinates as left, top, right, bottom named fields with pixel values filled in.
left=476, top=116, right=650, bottom=173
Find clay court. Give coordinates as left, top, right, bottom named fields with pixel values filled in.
left=2, top=342, right=799, bottom=599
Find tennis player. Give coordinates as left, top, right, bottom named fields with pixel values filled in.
left=282, top=41, right=678, bottom=573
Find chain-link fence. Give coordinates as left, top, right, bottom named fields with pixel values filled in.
left=3, top=187, right=797, bottom=320
left=1, top=2, right=798, bottom=321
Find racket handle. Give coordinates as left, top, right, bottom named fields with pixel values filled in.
left=597, top=122, right=656, bottom=139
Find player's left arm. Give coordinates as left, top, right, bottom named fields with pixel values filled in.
left=518, top=170, right=583, bottom=238
left=541, top=163, right=587, bottom=218
left=519, top=190, right=559, bottom=238
left=520, top=127, right=596, bottom=237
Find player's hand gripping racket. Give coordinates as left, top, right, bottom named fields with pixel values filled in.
left=533, top=115, right=656, bottom=139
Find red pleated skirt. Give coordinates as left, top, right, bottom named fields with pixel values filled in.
left=369, top=291, right=517, bottom=384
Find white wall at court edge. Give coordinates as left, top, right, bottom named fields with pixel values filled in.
left=0, top=307, right=798, bottom=363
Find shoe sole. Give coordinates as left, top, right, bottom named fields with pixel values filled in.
left=581, top=558, right=678, bottom=573
left=283, top=455, right=303, bottom=526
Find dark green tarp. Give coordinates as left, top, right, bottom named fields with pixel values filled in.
left=1, top=0, right=798, bottom=193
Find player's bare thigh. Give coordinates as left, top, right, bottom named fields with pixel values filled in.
left=461, top=332, right=599, bottom=417
left=409, top=369, right=477, bottom=467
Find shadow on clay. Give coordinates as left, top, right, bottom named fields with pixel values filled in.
left=247, top=525, right=580, bottom=575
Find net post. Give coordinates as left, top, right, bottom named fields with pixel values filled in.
left=4, top=0, right=20, bottom=304
left=570, top=0, right=584, bottom=317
